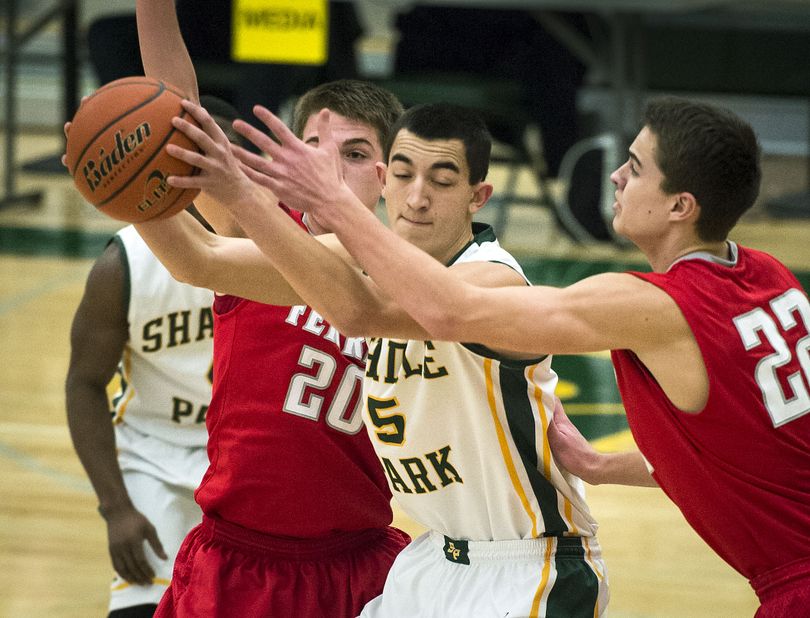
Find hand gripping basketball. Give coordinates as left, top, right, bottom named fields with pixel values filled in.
left=64, top=76, right=202, bottom=223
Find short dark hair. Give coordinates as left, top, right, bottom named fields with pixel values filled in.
left=643, top=97, right=761, bottom=242
left=292, top=79, right=404, bottom=150
left=199, top=94, right=245, bottom=147
left=385, top=103, right=492, bottom=184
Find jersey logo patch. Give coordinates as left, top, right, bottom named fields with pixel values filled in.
left=443, top=536, right=470, bottom=565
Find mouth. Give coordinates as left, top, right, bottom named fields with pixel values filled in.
left=400, top=216, right=432, bottom=227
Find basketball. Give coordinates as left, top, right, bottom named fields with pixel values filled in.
left=65, top=76, right=201, bottom=223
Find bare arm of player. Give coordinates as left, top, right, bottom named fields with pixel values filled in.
left=135, top=0, right=198, bottom=103
left=165, top=100, right=536, bottom=345
left=134, top=210, right=306, bottom=306
left=548, top=399, right=658, bottom=487
left=135, top=0, right=246, bottom=237
left=235, top=108, right=688, bottom=358
left=65, top=241, right=168, bottom=586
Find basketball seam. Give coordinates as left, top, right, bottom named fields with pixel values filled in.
left=68, top=81, right=167, bottom=177
left=96, top=108, right=200, bottom=209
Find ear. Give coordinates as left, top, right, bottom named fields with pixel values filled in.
left=670, top=191, right=699, bottom=223
left=376, top=161, right=388, bottom=197
left=469, top=182, right=494, bottom=215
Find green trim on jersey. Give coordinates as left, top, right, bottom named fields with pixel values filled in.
left=445, top=222, right=497, bottom=266
left=499, top=362, right=569, bottom=535
left=453, top=222, right=548, bottom=364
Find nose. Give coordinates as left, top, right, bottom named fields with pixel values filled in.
left=610, top=161, right=627, bottom=189
left=405, top=178, right=429, bottom=210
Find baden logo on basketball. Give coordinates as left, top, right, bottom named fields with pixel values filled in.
left=65, top=76, right=201, bottom=222
left=82, top=122, right=152, bottom=193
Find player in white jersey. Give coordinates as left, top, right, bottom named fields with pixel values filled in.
left=140, top=101, right=609, bottom=616
left=66, top=220, right=213, bottom=616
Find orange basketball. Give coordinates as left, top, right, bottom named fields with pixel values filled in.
left=65, top=76, right=201, bottom=223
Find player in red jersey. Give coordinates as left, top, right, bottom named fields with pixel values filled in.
left=120, top=1, right=409, bottom=616
left=238, top=97, right=810, bottom=616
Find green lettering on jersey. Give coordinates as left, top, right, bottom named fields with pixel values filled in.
left=381, top=457, right=412, bottom=494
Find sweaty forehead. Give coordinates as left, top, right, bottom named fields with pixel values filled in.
left=302, top=112, right=381, bottom=150
left=389, top=130, right=467, bottom=170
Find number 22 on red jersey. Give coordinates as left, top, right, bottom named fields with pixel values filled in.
left=734, top=288, right=810, bottom=427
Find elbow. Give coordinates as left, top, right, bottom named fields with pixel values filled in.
left=328, top=305, right=370, bottom=338
left=167, top=259, right=210, bottom=289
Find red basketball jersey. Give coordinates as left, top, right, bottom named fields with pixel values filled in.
left=612, top=244, right=810, bottom=582
left=194, top=207, right=393, bottom=538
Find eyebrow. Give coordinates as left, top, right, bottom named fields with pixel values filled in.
left=390, top=153, right=461, bottom=174
left=629, top=151, right=642, bottom=168
left=305, top=136, right=374, bottom=149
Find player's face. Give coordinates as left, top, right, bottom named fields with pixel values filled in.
left=301, top=112, right=383, bottom=213
left=609, top=126, right=675, bottom=244
left=382, top=129, right=489, bottom=263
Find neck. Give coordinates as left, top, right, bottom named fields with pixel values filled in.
left=434, top=228, right=475, bottom=265
left=653, top=241, right=730, bottom=272
left=638, top=228, right=729, bottom=272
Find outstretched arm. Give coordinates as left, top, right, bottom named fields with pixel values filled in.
left=164, top=100, right=438, bottom=339
left=65, top=241, right=167, bottom=585
left=134, top=209, right=306, bottom=306
left=223, top=107, right=677, bottom=356
left=548, top=399, right=658, bottom=487
left=165, top=101, right=534, bottom=342
left=135, top=0, right=198, bottom=102
left=135, top=0, right=246, bottom=236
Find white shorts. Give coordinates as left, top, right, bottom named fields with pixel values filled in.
left=360, top=530, right=609, bottom=618
left=109, top=423, right=209, bottom=611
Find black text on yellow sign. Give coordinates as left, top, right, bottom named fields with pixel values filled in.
left=231, top=0, right=329, bottom=65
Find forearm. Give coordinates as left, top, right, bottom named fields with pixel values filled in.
left=321, top=195, right=468, bottom=337
left=136, top=0, right=198, bottom=101
left=65, top=383, right=132, bottom=513
left=583, top=450, right=658, bottom=487
left=135, top=211, right=215, bottom=288
left=229, top=190, right=378, bottom=333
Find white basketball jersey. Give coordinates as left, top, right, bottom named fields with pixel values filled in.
left=111, top=225, right=213, bottom=447
left=363, top=224, right=597, bottom=541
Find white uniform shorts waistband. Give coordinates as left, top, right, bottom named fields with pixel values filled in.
left=429, top=530, right=601, bottom=565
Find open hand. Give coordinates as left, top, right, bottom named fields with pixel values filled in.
left=230, top=106, right=353, bottom=215
left=165, top=99, right=262, bottom=210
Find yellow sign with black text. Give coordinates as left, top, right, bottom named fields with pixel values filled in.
left=231, top=0, right=328, bottom=65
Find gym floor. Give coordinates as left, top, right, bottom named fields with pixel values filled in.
left=1, top=125, right=809, bottom=616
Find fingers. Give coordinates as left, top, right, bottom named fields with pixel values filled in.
left=251, top=104, right=298, bottom=146
left=166, top=142, right=210, bottom=169
left=315, top=108, right=335, bottom=149
left=145, top=525, right=168, bottom=561
left=233, top=118, right=282, bottom=158
left=111, top=544, right=153, bottom=585
left=239, top=161, right=275, bottom=190
left=171, top=115, right=219, bottom=155
left=230, top=144, right=274, bottom=176
left=129, top=539, right=157, bottom=584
